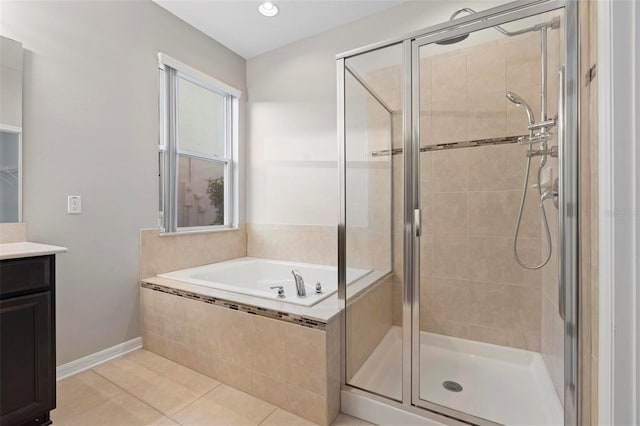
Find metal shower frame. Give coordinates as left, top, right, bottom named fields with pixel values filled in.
left=336, top=0, right=579, bottom=424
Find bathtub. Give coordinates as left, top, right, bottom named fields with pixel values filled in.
left=157, top=257, right=371, bottom=307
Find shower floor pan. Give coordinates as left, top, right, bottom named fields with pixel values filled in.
left=349, top=326, right=563, bottom=425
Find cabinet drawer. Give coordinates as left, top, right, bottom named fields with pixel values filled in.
left=0, top=256, right=53, bottom=298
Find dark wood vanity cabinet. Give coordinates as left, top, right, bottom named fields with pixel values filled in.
left=0, top=255, right=56, bottom=426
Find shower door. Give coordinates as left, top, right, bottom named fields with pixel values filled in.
left=338, top=1, right=578, bottom=425
left=411, top=4, right=577, bottom=425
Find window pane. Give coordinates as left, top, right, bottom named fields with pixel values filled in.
left=177, top=156, right=225, bottom=227
left=0, top=131, right=20, bottom=222
left=178, top=77, right=225, bottom=158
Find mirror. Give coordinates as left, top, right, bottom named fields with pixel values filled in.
left=0, top=36, right=23, bottom=223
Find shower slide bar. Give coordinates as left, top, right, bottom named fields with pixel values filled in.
left=371, top=134, right=528, bottom=157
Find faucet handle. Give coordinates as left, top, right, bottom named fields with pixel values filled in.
left=315, top=282, right=323, bottom=294
left=269, top=286, right=285, bottom=299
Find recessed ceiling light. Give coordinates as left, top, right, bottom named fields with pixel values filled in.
left=258, top=2, right=279, bottom=17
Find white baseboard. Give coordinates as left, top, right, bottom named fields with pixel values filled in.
left=56, top=337, right=143, bottom=380
left=341, top=389, right=444, bottom=425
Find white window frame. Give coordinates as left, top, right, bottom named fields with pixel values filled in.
left=158, top=53, right=241, bottom=233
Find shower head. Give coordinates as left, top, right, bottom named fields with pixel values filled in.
left=506, top=91, right=535, bottom=127
left=435, top=8, right=475, bottom=45
left=437, top=7, right=561, bottom=46
left=436, top=34, right=470, bottom=45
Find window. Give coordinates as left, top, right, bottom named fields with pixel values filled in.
left=158, top=54, right=240, bottom=232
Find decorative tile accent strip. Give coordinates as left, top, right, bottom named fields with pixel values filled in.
left=141, top=281, right=327, bottom=330
left=371, top=134, right=528, bottom=157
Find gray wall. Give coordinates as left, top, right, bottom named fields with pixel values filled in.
left=0, top=1, right=246, bottom=365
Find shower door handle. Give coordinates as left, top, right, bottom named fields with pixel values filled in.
left=414, top=208, right=422, bottom=237
left=557, top=66, right=566, bottom=321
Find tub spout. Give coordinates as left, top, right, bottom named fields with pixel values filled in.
left=291, top=270, right=306, bottom=298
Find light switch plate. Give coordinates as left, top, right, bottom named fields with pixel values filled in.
left=67, top=196, right=81, bottom=214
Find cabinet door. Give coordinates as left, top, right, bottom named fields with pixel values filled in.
left=0, top=292, right=53, bottom=424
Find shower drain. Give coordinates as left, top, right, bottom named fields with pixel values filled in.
left=442, top=381, right=463, bottom=392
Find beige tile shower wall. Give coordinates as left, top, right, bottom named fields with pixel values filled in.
left=375, top=30, right=567, bottom=350
left=140, top=288, right=340, bottom=425
left=346, top=275, right=393, bottom=380
left=139, top=227, right=247, bottom=279
left=419, top=143, right=543, bottom=351
left=0, top=222, right=27, bottom=243
left=418, top=33, right=546, bottom=145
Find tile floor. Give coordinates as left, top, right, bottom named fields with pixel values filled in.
left=53, top=349, right=372, bottom=426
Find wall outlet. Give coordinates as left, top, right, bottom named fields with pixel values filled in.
left=67, top=196, right=82, bottom=214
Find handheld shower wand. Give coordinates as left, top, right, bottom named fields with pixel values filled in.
left=506, top=91, right=553, bottom=270
left=506, top=91, right=535, bottom=135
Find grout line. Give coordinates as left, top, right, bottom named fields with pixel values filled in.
left=52, top=375, right=126, bottom=424
left=168, top=417, right=184, bottom=426
left=122, top=351, right=178, bottom=375
left=257, top=406, right=279, bottom=425
left=91, top=361, right=160, bottom=394
left=55, top=392, right=124, bottom=424
left=118, top=390, right=168, bottom=422
left=172, top=379, right=223, bottom=416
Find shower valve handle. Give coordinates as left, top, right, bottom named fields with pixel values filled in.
left=540, top=178, right=559, bottom=208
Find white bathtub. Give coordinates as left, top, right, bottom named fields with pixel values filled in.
left=157, top=257, right=371, bottom=307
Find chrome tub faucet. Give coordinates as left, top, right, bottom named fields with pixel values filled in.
left=291, top=270, right=306, bottom=298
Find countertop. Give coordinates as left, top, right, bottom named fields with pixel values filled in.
left=0, top=242, right=68, bottom=260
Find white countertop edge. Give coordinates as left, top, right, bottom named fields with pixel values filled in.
left=0, top=242, right=68, bottom=260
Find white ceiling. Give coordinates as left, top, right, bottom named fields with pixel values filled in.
left=153, top=0, right=406, bottom=59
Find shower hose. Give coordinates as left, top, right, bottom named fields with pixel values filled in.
left=513, top=144, right=552, bottom=269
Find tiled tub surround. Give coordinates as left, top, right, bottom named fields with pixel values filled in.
left=140, top=286, right=341, bottom=425
left=0, top=222, right=27, bottom=243
left=139, top=227, right=247, bottom=280
left=345, top=274, right=393, bottom=382
left=247, top=223, right=391, bottom=274
left=247, top=224, right=337, bottom=266
left=139, top=227, right=346, bottom=423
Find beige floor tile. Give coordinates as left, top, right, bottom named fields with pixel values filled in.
left=59, top=393, right=168, bottom=425
left=161, top=364, right=220, bottom=395
left=172, top=396, right=271, bottom=425
left=93, top=357, right=158, bottom=390
left=204, top=384, right=277, bottom=424
left=128, top=374, right=202, bottom=416
left=331, top=414, right=375, bottom=426
left=125, top=348, right=179, bottom=373
left=52, top=370, right=124, bottom=421
left=261, top=408, right=317, bottom=425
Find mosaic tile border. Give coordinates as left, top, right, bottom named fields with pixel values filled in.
left=141, top=281, right=327, bottom=331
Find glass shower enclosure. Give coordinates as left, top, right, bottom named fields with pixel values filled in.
left=337, top=1, right=578, bottom=425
